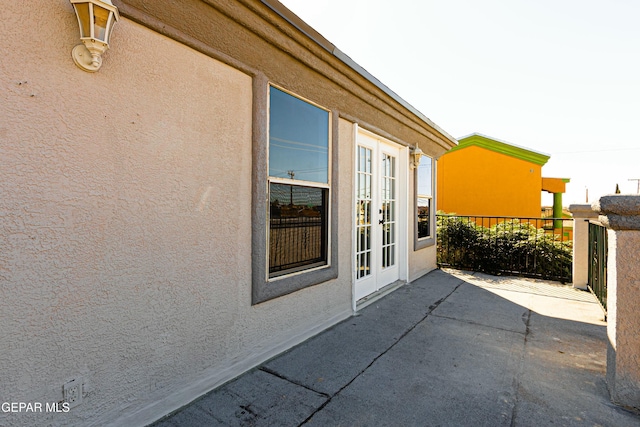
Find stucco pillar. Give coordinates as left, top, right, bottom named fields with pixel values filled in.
left=569, top=204, right=598, bottom=290
left=592, top=195, right=640, bottom=410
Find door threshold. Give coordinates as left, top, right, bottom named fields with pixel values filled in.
left=356, top=280, right=406, bottom=311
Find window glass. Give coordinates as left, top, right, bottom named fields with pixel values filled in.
left=417, top=157, right=433, bottom=239
left=417, top=158, right=432, bottom=197
left=268, top=87, right=330, bottom=278
left=269, top=184, right=328, bottom=276
left=269, top=87, right=329, bottom=183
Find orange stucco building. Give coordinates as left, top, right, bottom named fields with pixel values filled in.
left=437, top=133, right=569, bottom=218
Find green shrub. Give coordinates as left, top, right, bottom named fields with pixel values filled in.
left=437, top=213, right=572, bottom=282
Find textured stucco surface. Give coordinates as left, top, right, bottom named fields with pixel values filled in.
left=594, top=195, right=640, bottom=230
left=569, top=204, right=598, bottom=289
left=408, top=244, right=437, bottom=283
left=595, top=195, right=640, bottom=216
left=593, top=196, right=640, bottom=407
left=337, top=117, right=355, bottom=287
left=1, top=2, right=352, bottom=426
left=605, top=230, right=640, bottom=409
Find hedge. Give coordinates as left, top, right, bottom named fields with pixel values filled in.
left=436, top=214, right=572, bottom=282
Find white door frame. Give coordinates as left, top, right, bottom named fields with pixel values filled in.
left=353, top=126, right=408, bottom=304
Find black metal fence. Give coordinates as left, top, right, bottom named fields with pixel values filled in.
left=437, top=214, right=573, bottom=282
left=269, top=217, right=326, bottom=276
left=588, top=221, right=608, bottom=314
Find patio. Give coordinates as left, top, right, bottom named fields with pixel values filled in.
left=150, top=269, right=639, bottom=426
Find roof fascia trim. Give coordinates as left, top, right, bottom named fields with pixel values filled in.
left=452, top=133, right=550, bottom=166
left=260, top=0, right=457, bottom=147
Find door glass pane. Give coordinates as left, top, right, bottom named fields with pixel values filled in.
left=390, top=222, right=396, bottom=244
left=364, top=201, right=371, bottom=224
left=382, top=223, right=387, bottom=246
left=381, top=153, right=396, bottom=269
left=382, top=245, right=387, bottom=268
left=366, top=252, right=371, bottom=277
left=390, top=176, right=395, bottom=199
left=381, top=178, right=386, bottom=201
left=356, top=146, right=373, bottom=279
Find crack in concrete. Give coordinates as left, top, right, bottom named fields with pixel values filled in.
left=297, top=278, right=466, bottom=426
left=258, top=366, right=331, bottom=398
left=430, top=313, right=527, bottom=335
left=509, top=308, right=532, bottom=427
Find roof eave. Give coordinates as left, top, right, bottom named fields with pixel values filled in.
left=260, top=0, right=458, bottom=148
left=453, top=133, right=550, bottom=166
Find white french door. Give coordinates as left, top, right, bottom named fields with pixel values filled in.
left=355, top=131, right=404, bottom=301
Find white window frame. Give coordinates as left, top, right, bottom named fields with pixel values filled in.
left=414, top=155, right=435, bottom=250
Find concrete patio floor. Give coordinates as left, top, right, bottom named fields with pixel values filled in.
left=150, top=269, right=640, bottom=426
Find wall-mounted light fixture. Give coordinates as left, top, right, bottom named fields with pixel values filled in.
left=70, top=0, right=119, bottom=72
left=411, top=147, right=424, bottom=168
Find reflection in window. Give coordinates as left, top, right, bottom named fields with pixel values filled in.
left=268, top=87, right=330, bottom=278
left=417, top=157, right=433, bottom=239
left=269, top=87, right=329, bottom=184
left=269, top=184, right=328, bottom=276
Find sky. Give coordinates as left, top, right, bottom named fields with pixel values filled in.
left=278, top=0, right=640, bottom=206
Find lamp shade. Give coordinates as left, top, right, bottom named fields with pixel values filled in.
left=70, top=0, right=119, bottom=72
left=412, top=147, right=424, bottom=168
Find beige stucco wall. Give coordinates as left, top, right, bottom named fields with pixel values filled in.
left=606, top=229, right=640, bottom=408
left=338, top=118, right=356, bottom=291
left=0, top=2, right=351, bottom=426
left=409, top=245, right=438, bottom=282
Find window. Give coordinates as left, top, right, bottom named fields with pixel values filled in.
left=268, top=87, right=330, bottom=278
left=415, top=156, right=435, bottom=249
left=252, top=84, right=337, bottom=304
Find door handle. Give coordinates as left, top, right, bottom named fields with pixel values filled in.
left=379, top=219, right=384, bottom=225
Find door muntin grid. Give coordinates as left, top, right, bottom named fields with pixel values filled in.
left=356, top=146, right=372, bottom=279
left=381, top=153, right=396, bottom=269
